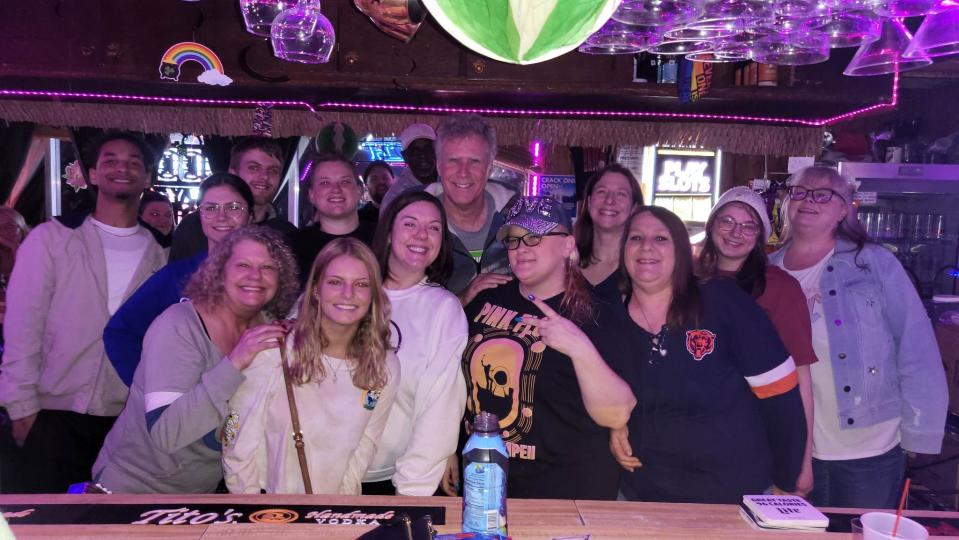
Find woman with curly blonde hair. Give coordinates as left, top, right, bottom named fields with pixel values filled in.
left=184, top=226, right=300, bottom=321
left=224, top=238, right=401, bottom=494
left=92, top=226, right=299, bottom=493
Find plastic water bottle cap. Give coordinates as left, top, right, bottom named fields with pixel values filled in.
left=474, top=411, right=500, bottom=433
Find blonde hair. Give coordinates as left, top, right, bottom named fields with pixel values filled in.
left=289, top=238, right=392, bottom=391
left=780, top=166, right=869, bottom=260
left=0, top=206, right=30, bottom=240
left=182, top=226, right=300, bottom=320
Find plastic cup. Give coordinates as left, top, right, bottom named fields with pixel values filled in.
left=860, top=512, right=929, bottom=540
left=852, top=517, right=864, bottom=540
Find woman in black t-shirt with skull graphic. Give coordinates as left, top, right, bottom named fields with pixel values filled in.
left=461, top=196, right=636, bottom=500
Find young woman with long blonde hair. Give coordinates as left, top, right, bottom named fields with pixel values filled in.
left=224, top=238, right=400, bottom=494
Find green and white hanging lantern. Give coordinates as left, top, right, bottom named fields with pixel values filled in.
left=422, top=0, right=622, bottom=65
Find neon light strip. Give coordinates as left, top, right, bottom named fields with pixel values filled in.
left=298, top=160, right=314, bottom=184
left=322, top=100, right=824, bottom=125
left=821, top=69, right=900, bottom=125
left=0, top=70, right=898, bottom=127
left=658, top=149, right=717, bottom=156
left=528, top=140, right=542, bottom=196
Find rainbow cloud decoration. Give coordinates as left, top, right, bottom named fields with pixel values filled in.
left=159, top=42, right=233, bottom=86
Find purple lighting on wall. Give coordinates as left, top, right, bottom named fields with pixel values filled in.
left=0, top=72, right=899, bottom=127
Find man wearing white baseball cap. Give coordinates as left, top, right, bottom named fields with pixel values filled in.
left=380, top=123, right=439, bottom=215
left=400, top=123, right=438, bottom=186
left=698, top=185, right=817, bottom=498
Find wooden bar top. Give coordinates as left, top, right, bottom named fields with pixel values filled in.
left=3, top=494, right=959, bottom=540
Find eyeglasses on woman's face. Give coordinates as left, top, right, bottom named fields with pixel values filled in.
left=501, top=231, right=569, bottom=250
left=788, top=186, right=845, bottom=204
left=199, top=202, right=248, bottom=219
left=715, top=215, right=761, bottom=238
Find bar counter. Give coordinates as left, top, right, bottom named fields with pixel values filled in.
left=3, top=494, right=959, bottom=539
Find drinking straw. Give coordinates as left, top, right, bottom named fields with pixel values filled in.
left=891, top=478, right=911, bottom=538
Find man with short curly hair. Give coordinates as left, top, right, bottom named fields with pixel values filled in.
left=0, top=132, right=168, bottom=493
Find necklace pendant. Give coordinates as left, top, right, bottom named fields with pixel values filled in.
left=659, top=348, right=667, bottom=357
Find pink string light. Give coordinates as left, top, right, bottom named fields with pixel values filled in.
left=821, top=68, right=900, bottom=125
left=528, top=140, right=544, bottom=196
left=298, top=159, right=314, bottom=184
left=0, top=71, right=899, bottom=127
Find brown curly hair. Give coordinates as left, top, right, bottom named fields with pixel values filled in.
left=289, top=238, right=392, bottom=391
left=182, top=226, right=300, bottom=320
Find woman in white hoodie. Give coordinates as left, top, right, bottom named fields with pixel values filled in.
left=362, top=190, right=469, bottom=495
left=223, top=238, right=400, bottom=494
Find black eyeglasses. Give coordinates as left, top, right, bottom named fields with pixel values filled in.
left=788, top=186, right=845, bottom=204
left=501, top=232, right=569, bottom=250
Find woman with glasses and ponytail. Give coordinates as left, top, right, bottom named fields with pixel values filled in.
left=697, top=187, right=818, bottom=497
left=770, top=166, right=946, bottom=509
left=461, top=196, right=635, bottom=500
left=104, top=173, right=255, bottom=386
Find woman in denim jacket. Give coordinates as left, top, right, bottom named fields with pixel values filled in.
left=770, top=166, right=947, bottom=509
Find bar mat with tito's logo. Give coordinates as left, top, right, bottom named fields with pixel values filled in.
left=0, top=502, right=444, bottom=526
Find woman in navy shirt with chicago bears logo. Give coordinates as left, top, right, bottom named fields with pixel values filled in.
left=611, top=206, right=806, bottom=504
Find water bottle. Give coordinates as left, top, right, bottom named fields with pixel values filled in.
left=462, top=411, right=508, bottom=536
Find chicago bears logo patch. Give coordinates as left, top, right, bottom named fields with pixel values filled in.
left=685, top=329, right=716, bottom=361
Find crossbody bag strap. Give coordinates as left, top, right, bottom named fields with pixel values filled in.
left=280, top=339, right=313, bottom=494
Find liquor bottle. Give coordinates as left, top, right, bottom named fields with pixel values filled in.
left=662, top=59, right=678, bottom=84
left=633, top=52, right=659, bottom=83
left=462, top=411, right=508, bottom=536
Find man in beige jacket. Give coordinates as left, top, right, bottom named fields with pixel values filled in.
left=0, top=132, right=168, bottom=493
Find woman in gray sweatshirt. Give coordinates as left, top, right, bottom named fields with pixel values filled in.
left=92, top=226, right=299, bottom=493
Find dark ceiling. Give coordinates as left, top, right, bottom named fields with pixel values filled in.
left=0, top=0, right=952, bottom=123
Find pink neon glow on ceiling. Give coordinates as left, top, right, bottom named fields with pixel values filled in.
left=0, top=71, right=898, bottom=127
